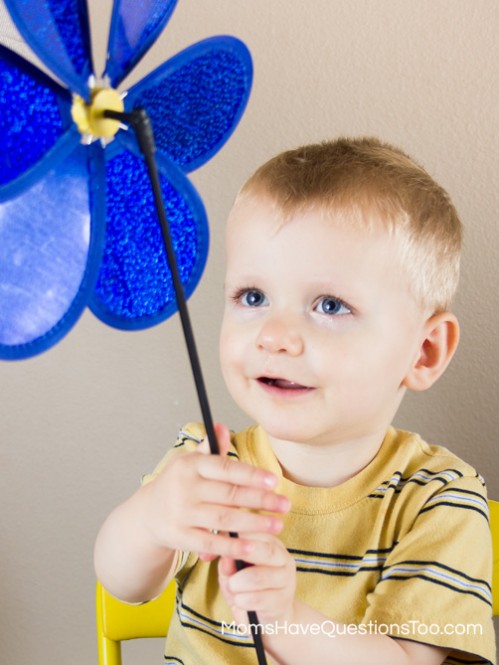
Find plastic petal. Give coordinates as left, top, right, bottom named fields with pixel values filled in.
left=0, top=45, right=73, bottom=194
left=124, top=36, right=253, bottom=173
left=89, top=134, right=208, bottom=330
left=106, top=0, right=178, bottom=87
left=0, top=143, right=106, bottom=360
left=4, top=0, right=93, bottom=98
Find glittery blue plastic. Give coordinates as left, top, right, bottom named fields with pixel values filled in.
left=1, top=0, right=252, bottom=358
left=90, top=136, right=208, bottom=330
left=125, top=36, right=253, bottom=173
left=4, top=0, right=93, bottom=98
left=0, top=143, right=106, bottom=360
left=0, top=45, right=71, bottom=190
left=106, top=0, right=178, bottom=86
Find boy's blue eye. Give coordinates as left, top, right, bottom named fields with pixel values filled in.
left=315, top=296, right=350, bottom=316
left=241, top=289, right=267, bottom=307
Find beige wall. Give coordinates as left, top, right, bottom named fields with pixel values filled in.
left=1, top=1, right=498, bottom=661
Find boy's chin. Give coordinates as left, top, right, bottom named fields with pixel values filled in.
left=258, top=419, right=327, bottom=446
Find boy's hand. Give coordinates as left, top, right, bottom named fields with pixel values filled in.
left=143, top=423, right=291, bottom=562
left=218, top=532, right=296, bottom=627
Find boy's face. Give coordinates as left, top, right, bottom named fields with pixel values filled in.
left=220, top=196, right=428, bottom=449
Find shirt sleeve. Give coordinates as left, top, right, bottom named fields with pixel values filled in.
left=362, top=475, right=496, bottom=664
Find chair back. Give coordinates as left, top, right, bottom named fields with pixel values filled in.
left=489, top=499, right=499, bottom=616
left=96, top=581, right=176, bottom=665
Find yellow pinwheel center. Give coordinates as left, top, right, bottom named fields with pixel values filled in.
left=71, top=87, right=124, bottom=139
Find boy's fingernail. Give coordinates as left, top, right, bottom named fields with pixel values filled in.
left=241, top=541, right=255, bottom=554
left=263, top=474, right=277, bottom=488
left=269, top=517, right=283, bottom=533
left=279, top=496, right=291, bottom=511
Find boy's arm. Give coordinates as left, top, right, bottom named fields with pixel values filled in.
left=94, top=424, right=291, bottom=604
left=94, top=481, right=178, bottom=603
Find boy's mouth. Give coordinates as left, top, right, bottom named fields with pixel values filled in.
left=257, top=377, right=313, bottom=392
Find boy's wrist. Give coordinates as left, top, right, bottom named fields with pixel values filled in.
left=134, top=480, right=175, bottom=553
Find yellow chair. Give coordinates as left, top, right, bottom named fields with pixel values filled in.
left=96, top=580, right=176, bottom=665
left=96, top=500, right=499, bottom=663
left=489, top=499, right=499, bottom=616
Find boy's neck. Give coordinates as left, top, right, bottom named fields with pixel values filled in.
left=266, top=430, right=388, bottom=488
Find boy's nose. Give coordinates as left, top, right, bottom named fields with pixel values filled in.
left=256, top=318, right=304, bottom=356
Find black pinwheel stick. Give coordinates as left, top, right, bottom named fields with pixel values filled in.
left=105, top=107, right=220, bottom=455
left=104, top=108, right=268, bottom=665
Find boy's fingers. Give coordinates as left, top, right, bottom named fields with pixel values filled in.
left=214, top=422, right=231, bottom=457
left=197, top=422, right=232, bottom=456
left=227, top=532, right=291, bottom=568
left=187, top=530, right=291, bottom=567
left=219, top=556, right=237, bottom=577
left=193, top=505, right=284, bottom=536
left=187, top=530, right=256, bottom=561
left=192, top=450, right=287, bottom=508
left=176, top=432, right=280, bottom=493
left=195, top=478, right=290, bottom=514
left=196, top=453, right=279, bottom=491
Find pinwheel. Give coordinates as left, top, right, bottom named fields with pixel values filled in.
left=0, top=0, right=252, bottom=360
left=0, top=3, right=268, bottom=661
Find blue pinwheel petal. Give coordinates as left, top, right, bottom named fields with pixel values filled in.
left=124, top=36, right=252, bottom=173
left=0, top=143, right=106, bottom=360
left=105, top=0, right=178, bottom=87
left=0, top=44, right=74, bottom=196
left=89, top=134, right=208, bottom=330
left=4, top=0, right=93, bottom=99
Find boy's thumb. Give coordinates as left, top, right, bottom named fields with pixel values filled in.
left=197, top=422, right=231, bottom=457
left=213, top=422, right=231, bottom=456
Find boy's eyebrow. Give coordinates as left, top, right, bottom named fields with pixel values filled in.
left=224, top=272, right=263, bottom=286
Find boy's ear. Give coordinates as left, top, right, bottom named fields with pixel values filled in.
left=403, top=312, right=460, bottom=392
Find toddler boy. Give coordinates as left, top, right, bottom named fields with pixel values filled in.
left=95, top=137, right=495, bottom=664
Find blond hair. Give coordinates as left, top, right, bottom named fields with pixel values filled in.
left=236, top=137, right=462, bottom=313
